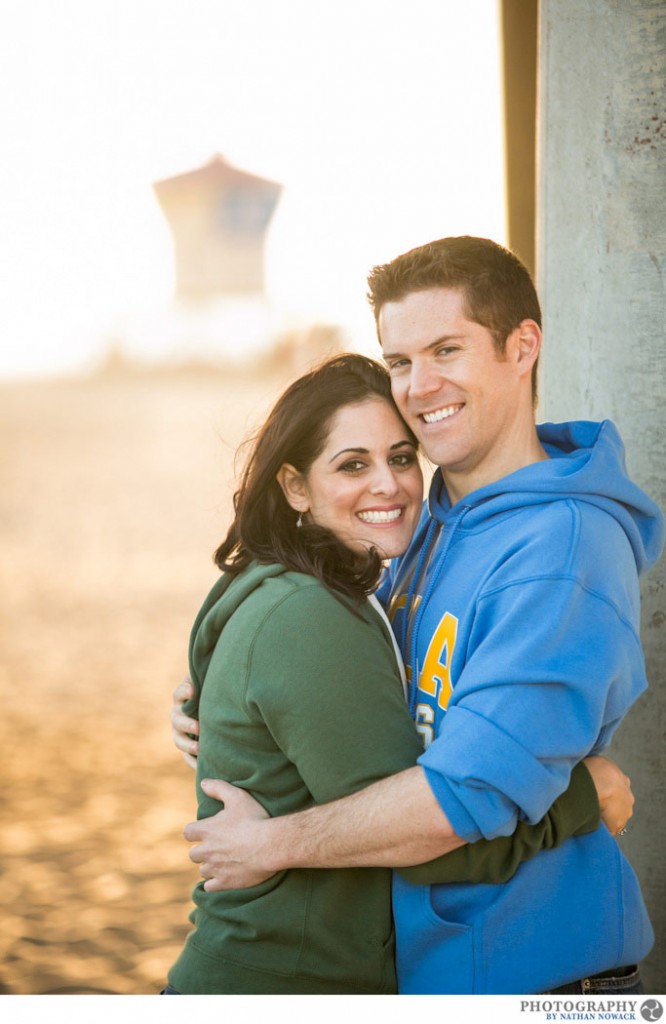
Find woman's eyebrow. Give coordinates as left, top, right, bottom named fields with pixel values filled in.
left=328, top=446, right=369, bottom=462
left=329, top=439, right=415, bottom=462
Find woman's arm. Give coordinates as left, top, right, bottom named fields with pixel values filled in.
left=397, top=755, right=633, bottom=885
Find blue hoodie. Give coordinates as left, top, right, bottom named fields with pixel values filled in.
left=385, top=420, right=665, bottom=994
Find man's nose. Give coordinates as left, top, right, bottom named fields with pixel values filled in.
left=409, top=360, right=441, bottom=399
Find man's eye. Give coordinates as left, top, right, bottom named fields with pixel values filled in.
left=388, top=359, right=409, bottom=372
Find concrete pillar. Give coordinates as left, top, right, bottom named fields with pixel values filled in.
left=537, top=0, right=666, bottom=992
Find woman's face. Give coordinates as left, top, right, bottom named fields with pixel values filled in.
left=291, top=398, right=423, bottom=559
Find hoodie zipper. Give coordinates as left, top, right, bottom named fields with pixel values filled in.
left=404, top=506, right=469, bottom=714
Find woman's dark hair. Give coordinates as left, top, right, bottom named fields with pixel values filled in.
left=214, top=353, right=415, bottom=600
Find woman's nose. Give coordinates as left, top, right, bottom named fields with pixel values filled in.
left=369, top=466, right=400, bottom=496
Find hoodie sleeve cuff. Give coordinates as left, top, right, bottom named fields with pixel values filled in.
left=418, top=705, right=570, bottom=840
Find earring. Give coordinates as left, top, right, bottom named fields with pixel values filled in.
left=296, top=511, right=304, bottom=529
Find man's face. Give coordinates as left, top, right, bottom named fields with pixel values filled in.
left=379, top=287, right=530, bottom=500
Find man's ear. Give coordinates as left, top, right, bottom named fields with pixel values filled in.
left=276, top=463, right=309, bottom=513
left=513, top=319, right=542, bottom=378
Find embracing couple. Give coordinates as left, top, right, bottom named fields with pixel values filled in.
left=165, top=236, right=664, bottom=995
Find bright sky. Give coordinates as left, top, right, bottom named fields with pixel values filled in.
left=0, top=0, right=506, bottom=377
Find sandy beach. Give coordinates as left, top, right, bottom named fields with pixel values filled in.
left=0, top=366, right=294, bottom=994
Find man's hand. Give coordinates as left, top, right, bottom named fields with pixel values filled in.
left=184, top=779, right=274, bottom=892
left=583, top=755, right=634, bottom=837
left=171, top=676, right=199, bottom=769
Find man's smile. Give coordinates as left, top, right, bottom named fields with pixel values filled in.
left=419, top=403, right=464, bottom=424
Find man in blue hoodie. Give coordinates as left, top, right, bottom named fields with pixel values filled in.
left=185, top=236, right=665, bottom=994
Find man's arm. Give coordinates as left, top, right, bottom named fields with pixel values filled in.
left=186, top=765, right=463, bottom=892
left=186, top=751, right=634, bottom=892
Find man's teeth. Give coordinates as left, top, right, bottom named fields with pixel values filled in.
left=422, top=405, right=461, bottom=424
left=357, top=509, right=403, bottom=524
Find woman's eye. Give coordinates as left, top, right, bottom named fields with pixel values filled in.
left=390, top=452, right=417, bottom=468
left=339, top=460, right=366, bottom=473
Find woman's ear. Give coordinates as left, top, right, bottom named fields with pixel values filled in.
left=276, top=463, right=309, bottom=513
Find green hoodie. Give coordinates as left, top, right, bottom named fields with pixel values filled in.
left=168, top=563, right=599, bottom=994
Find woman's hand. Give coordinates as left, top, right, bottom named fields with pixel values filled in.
left=171, top=676, right=199, bottom=770
left=583, top=755, right=634, bottom=838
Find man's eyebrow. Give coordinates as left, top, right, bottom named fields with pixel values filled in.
left=382, top=333, right=462, bottom=361
left=328, top=439, right=416, bottom=463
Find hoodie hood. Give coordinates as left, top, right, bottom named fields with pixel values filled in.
left=426, top=419, right=664, bottom=575
left=184, top=562, right=288, bottom=719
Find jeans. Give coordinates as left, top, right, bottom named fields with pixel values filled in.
left=543, top=963, right=643, bottom=995
left=161, top=968, right=642, bottom=997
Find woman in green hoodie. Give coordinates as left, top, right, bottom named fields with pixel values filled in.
left=165, top=354, right=628, bottom=995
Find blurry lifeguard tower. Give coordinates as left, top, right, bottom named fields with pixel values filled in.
left=148, top=154, right=285, bottom=365
left=153, top=154, right=281, bottom=304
